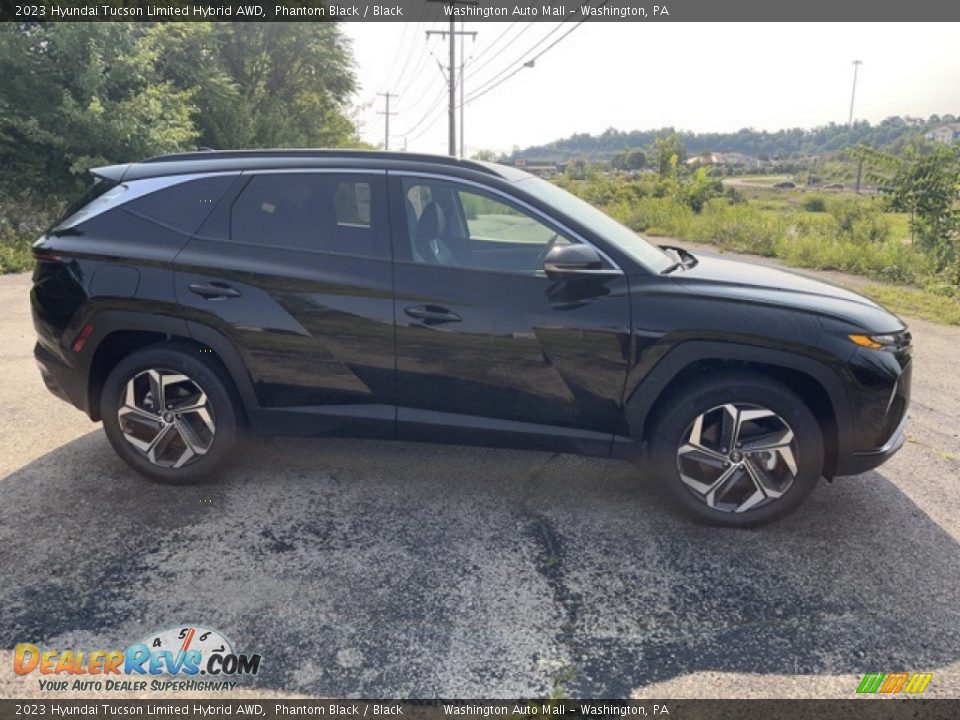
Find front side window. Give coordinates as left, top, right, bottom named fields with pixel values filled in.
left=231, top=173, right=384, bottom=257
left=400, top=178, right=573, bottom=275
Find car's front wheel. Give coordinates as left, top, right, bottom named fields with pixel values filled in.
left=649, top=373, right=824, bottom=527
left=101, top=346, right=238, bottom=484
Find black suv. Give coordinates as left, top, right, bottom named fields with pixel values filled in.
left=31, top=151, right=911, bottom=526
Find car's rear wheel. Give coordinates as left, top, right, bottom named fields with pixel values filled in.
left=101, top=346, right=238, bottom=484
left=648, top=373, right=823, bottom=527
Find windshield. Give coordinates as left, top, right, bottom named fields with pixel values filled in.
left=513, top=175, right=675, bottom=273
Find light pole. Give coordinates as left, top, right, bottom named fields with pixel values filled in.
left=848, top=60, right=862, bottom=127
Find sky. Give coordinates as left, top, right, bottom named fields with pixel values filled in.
left=343, top=22, right=960, bottom=156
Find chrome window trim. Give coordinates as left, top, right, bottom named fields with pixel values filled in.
left=239, top=168, right=388, bottom=176
left=389, top=170, right=624, bottom=275
left=55, top=171, right=243, bottom=230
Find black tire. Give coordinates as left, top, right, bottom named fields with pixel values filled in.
left=101, top=345, right=238, bottom=485
left=647, top=372, right=823, bottom=528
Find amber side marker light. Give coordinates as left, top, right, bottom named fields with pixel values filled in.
left=849, top=332, right=908, bottom=350
left=849, top=334, right=883, bottom=349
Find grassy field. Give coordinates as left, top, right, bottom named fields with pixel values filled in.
left=558, top=174, right=960, bottom=325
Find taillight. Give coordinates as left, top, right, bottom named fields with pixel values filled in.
left=71, top=324, right=95, bottom=353
left=32, top=247, right=63, bottom=263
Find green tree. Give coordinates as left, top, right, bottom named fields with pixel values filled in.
left=654, top=133, right=685, bottom=178
left=471, top=149, right=499, bottom=161
left=623, top=147, right=646, bottom=170
left=0, top=22, right=360, bottom=199
left=0, top=23, right=197, bottom=196
left=148, top=23, right=358, bottom=150
left=885, top=147, right=960, bottom=276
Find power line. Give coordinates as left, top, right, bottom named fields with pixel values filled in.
left=464, top=21, right=568, bottom=103
left=395, top=32, right=443, bottom=111
left=464, top=21, right=521, bottom=74
left=389, top=20, right=428, bottom=98
left=465, top=22, right=537, bottom=84
left=464, top=1, right=562, bottom=82
left=463, top=13, right=598, bottom=107
left=405, top=102, right=449, bottom=143
left=395, top=82, right=448, bottom=138
left=379, top=22, right=413, bottom=92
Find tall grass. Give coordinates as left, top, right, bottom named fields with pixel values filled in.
left=599, top=194, right=938, bottom=287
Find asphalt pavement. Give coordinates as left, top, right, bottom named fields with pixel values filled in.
left=1, top=258, right=958, bottom=699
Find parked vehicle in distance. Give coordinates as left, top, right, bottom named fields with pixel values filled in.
left=31, top=151, right=912, bottom=527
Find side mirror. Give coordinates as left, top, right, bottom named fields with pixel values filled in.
left=543, top=244, right=606, bottom=275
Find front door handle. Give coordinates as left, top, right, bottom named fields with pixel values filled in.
left=188, top=282, right=241, bottom=300
left=404, top=305, right=462, bottom=324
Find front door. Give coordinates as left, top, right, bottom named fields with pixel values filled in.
left=389, top=174, right=632, bottom=455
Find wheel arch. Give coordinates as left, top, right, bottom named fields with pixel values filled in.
left=622, top=341, right=851, bottom=478
left=83, top=311, right=258, bottom=424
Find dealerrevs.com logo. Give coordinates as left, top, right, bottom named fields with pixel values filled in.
left=14, top=625, right=262, bottom=692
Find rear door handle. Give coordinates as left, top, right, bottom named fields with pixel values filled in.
left=188, top=282, right=241, bottom=300
left=404, top=305, right=462, bottom=324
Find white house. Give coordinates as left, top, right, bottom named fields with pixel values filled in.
left=924, top=123, right=960, bottom=146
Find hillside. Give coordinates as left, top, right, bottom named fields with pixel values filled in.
left=510, top=115, right=958, bottom=161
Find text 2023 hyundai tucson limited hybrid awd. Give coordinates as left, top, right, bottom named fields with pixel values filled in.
left=31, top=150, right=912, bottom=526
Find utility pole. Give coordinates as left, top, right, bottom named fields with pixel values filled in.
left=849, top=60, right=864, bottom=193
left=426, top=1, right=477, bottom=156
left=376, top=92, right=397, bottom=151
left=459, top=21, right=465, bottom=158
left=848, top=60, right=862, bottom=127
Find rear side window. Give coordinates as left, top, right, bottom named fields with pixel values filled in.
left=230, top=173, right=386, bottom=258
left=55, top=177, right=119, bottom=228
left=123, top=175, right=236, bottom=236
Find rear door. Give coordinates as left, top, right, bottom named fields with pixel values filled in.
left=174, top=169, right=396, bottom=437
left=389, top=173, right=632, bottom=455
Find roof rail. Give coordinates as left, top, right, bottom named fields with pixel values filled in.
left=140, top=148, right=498, bottom=175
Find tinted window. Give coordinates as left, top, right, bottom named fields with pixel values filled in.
left=232, top=173, right=383, bottom=257
left=55, top=177, right=119, bottom=229
left=401, top=178, right=572, bottom=275
left=123, top=175, right=236, bottom=236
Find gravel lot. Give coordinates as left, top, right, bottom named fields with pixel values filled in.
left=2, top=251, right=959, bottom=699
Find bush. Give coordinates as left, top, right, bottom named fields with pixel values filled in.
left=828, top=198, right=890, bottom=244
left=802, top=195, right=827, bottom=212
left=0, top=194, right=61, bottom=273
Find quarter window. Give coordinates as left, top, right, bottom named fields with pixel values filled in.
left=122, top=175, right=236, bottom=236
left=232, top=173, right=384, bottom=257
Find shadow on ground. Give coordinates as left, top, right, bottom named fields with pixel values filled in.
left=1, top=432, right=958, bottom=696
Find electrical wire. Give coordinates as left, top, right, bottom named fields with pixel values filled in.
left=463, top=5, right=606, bottom=107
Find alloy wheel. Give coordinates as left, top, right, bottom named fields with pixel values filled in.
left=676, top=403, right=799, bottom=513
left=117, top=368, right=216, bottom=469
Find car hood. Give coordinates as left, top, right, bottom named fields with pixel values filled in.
left=668, top=253, right=904, bottom=332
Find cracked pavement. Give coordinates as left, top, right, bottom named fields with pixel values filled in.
left=1, top=257, right=959, bottom=699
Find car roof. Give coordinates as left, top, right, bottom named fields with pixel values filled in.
left=92, top=149, right=519, bottom=184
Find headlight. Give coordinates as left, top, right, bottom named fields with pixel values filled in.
left=849, top=331, right=911, bottom=351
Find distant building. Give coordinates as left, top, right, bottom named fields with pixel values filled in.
left=924, top=123, right=960, bottom=146
left=685, top=152, right=763, bottom=169
left=514, top=159, right=566, bottom=178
